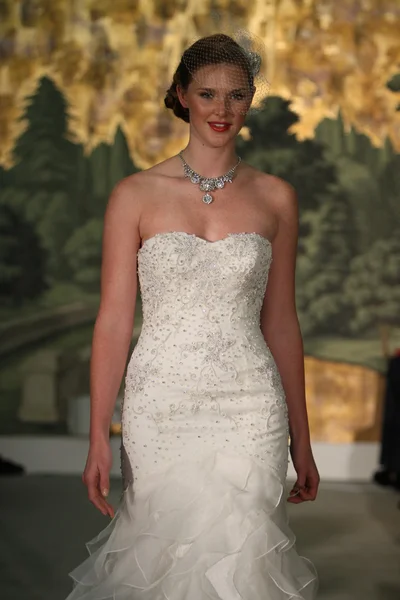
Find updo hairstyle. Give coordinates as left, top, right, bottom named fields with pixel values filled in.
left=164, top=34, right=255, bottom=123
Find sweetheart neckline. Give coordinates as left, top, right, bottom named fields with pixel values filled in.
left=138, top=231, right=272, bottom=254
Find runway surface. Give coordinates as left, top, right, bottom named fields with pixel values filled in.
left=1, top=475, right=399, bottom=600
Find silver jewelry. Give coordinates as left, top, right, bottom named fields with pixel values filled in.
left=178, top=151, right=242, bottom=205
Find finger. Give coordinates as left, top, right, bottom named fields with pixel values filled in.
left=99, top=470, right=110, bottom=500
left=298, top=482, right=318, bottom=502
left=93, top=494, right=114, bottom=518
left=289, top=475, right=313, bottom=503
left=106, top=501, right=115, bottom=519
left=289, top=476, right=305, bottom=496
left=287, top=482, right=302, bottom=503
left=287, top=494, right=303, bottom=504
left=97, top=472, right=114, bottom=517
left=304, top=481, right=319, bottom=501
left=88, top=490, right=109, bottom=515
left=303, top=473, right=320, bottom=500
left=97, top=488, right=115, bottom=518
left=87, top=478, right=109, bottom=516
left=299, top=489, right=313, bottom=502
left=288, top=485, right=307, bottom=503
left=88, top=483, right=108, bottom=512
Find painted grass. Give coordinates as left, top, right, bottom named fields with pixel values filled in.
left=304, top=328, right=400, bottom=373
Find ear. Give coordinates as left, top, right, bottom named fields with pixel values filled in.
left=176, top=85, right=188, bottom=109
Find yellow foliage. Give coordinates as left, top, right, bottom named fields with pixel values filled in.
left=0, top=0, right=399, bottom=167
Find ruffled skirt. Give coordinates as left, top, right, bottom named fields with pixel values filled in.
left=67, top=452, right=318, bottom=599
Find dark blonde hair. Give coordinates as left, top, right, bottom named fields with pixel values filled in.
left=164, top=34, right=255, bottom=123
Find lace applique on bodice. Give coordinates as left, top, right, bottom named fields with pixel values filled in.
left=121, top=232, right=289, bottom=485
left=137, top=231, right=272, bottom=334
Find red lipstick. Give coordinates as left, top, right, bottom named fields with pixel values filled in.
left=208, top=122, right=232, bottom=133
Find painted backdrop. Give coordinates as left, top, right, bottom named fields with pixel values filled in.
left=0, top=0, right=399, bottom=442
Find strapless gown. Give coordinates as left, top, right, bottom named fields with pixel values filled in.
left=67, top=231, right=318, bottom=599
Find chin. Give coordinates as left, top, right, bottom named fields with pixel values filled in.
left=206, top=129, right=238, bottom=147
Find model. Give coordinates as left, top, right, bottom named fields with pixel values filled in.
left=66, top=33, right=319, bottom=599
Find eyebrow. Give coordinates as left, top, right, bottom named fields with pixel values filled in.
left=196, top=87, right=248, bottom=93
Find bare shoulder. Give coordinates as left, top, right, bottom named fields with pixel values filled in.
left=245, top=165, right=298, bottom=220
left=106, top=166, right=157, bottom=213
left=104, top=173, right=146, bottom=234
left=109, top=155, right=176, bottom=197
left=142, top=155, right=178, bottom=176
left=266, top=174, right=297, bottom=221
left=106, top=156, right=179, bottom=225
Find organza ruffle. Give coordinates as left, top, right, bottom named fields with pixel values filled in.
left=67, top=452, right=318, bottom=599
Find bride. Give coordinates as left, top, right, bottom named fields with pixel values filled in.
left=67, top=33, right=319, bottom=599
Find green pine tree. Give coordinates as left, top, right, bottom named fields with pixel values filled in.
left=9, top=76, right=82, bottom=281
left=0, top=203, right=47, bottom=306
left=90, top=142, right=111, bottom=201
left=344, top=231, right=400, bottom=334
left=238, top=96, right=337, bottom=215
left=109, top=125, right=137, bottom=190
left=296, top=186, right=356, bottom=336
left=13, top=75, right=76, bottom=191
left=377, top=154, right=400, bottom=230
left=64, top=218, right=103, bottom=293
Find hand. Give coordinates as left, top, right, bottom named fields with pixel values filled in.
left=82, top=440, right=115, bottom=518
left=287, top=441, right=320, bottom=504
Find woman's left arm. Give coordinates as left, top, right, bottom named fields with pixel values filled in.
left=260, top=181, right=319, bottom=503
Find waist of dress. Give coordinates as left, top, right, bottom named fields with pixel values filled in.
left=130, top=317, right=274, bottom=371
left=140, top=309, right=262, bottom=332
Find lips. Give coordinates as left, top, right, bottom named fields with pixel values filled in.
left=208, top=122, right=232, bottom=132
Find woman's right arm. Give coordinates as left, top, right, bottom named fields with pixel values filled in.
left=83, top=177, right=142, bottom=517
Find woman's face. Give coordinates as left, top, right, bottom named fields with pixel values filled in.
left=178, top=63, right=254, bottom=146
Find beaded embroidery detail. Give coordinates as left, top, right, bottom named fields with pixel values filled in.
left=121, top=232, right=289, bottom=485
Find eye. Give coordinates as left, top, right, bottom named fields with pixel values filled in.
left=230, top=92, right=246, bottom=101
left=200, top=91, right=213, bottom=99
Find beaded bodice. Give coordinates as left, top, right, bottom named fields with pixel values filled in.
left=122, top=230, right=288, bottom=485
left=137, top=231, right=272, bottom=334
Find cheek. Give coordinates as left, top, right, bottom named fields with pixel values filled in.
left=188, top=99, right=210, bottom=119
left=232, top=111, right=247, bottom=128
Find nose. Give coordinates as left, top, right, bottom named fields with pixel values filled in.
left=214, top=95, right=231, bottom=116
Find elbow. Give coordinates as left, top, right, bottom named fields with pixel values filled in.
left=261, top=312, right=302, bottom=344
left=94, top=306, right=134, bottom=343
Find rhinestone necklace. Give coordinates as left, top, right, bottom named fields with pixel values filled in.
left=178, top=151, right=242, bottom=205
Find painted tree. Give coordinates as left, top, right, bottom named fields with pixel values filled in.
left=237, top=97, right=338, bottom=216
left=0, top=203, right=47, bottom=306
left=89, top=142, right=111, bottom=204
left=10, top=76, right=80, bottom=281
left=13, top=76, right=76, bottom=191
left=344, top=231, right=400, bottom=334
left=109, top=125, right=137, bottom=191
left=296, top=186, right=357, bottom=336
left=64, top=218, right=103, bottom=293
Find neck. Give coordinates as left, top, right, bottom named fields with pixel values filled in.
left=181, top=138, right=239, bottom=177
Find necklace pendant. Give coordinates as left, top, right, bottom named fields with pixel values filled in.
left=200, top=180, right=213, bottom=192
left=178, top=151, right=241, bottom=205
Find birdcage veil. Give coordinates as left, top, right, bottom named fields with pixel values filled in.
left=181, top=28, right=270, bottom=116
left=164, top=24, right=270, bottom=121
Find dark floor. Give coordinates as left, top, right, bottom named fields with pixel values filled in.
left=1, top=476, right=399, bottom=600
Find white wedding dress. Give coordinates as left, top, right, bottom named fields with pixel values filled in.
left=67, top=231, right=318, bottom=599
